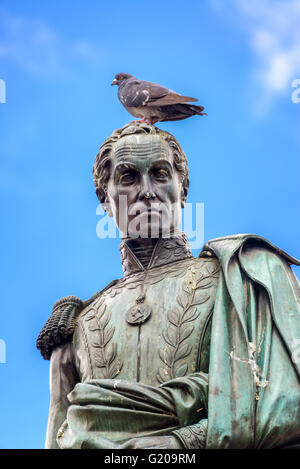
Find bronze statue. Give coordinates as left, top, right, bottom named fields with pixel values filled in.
left=37, top=122, right=300, bottom=449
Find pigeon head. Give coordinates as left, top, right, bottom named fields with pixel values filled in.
left=111, top=73, right=133, bottom=86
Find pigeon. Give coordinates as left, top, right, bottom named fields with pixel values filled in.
left=111, top=73, right=206, bottom=124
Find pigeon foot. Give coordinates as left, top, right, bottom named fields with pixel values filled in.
left=130, top=118, right=146, bottom=123
left=130, top=118, right=154, bottom=125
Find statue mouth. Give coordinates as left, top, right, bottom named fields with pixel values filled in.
left=127, top=210, right=162, bottom=237
left=131, top=210, right=161, bottom=221
left=128, top=202, right=163, bottom=217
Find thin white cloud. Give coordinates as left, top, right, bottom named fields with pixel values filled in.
left=238, top=0, right=300, bottom=92
left=211, top=0, right=300, bottom=110
left=0, top=8, right=103, bottom=79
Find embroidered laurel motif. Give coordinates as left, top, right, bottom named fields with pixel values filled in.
left=84, top=300, right=123, bottom=379
left=173, top=420, right=207, bottom=449
left=157, top=266, right=218, bottom=383
left=105, top=257, right=196, bottom=299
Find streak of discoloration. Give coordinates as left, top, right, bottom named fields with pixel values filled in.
left=227, top=342, right=269, bottom=395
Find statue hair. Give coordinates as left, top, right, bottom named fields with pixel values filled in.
left=93, top=122, right=189, bottom=204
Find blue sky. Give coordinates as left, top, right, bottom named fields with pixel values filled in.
left=0, top=0, right=300, bottom=448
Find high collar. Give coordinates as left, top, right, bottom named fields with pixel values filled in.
left=119, top=232, right=193, bottom=276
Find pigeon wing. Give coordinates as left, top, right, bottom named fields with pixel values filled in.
left=159, top=103, right=206, bottom=121
left=120, top=80, right=197, bottom=108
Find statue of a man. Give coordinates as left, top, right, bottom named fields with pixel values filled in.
left=37, top=123, right=300, bottom=449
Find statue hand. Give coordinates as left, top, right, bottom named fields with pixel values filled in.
left=120, top=435, right=183, bottom=449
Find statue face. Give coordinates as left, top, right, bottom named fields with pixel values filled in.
left=105, top=133, right=184, bottom=238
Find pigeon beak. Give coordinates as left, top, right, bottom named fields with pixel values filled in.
left=111, top=79, right=117, bottom=86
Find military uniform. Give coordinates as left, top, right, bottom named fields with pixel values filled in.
left=37, top=233, right=300, bottom=449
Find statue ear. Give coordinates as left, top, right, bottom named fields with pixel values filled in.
left=96, top=189, right=113, bottom=217
left=181, top=186, right=188, bottom=208
left=102, top=201, right=113, bottom=217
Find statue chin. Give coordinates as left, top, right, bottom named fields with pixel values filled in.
left=125, top=212, right=177, bottom=239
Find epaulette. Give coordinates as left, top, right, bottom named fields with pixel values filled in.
left=36, top=280, right=118, bottom=360
left=198, top=249, right=216, bottom=259
left=200, top=233, right=300, bottom=266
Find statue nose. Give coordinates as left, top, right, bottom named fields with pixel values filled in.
left=139, top=176, right=155, bottom=200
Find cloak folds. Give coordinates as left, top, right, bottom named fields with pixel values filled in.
left=56, top=374, right=209, bottom=449
left=53, top=234, right=300, bottom=449
left=203, top=234, right=300, bottom=449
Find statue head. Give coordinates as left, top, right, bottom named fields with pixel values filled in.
left=93, top=122, right=189, bottom=238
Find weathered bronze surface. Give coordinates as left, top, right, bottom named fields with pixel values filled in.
left=37, top=123, right=300, bottom=449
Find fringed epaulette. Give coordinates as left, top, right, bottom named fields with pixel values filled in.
left=36, top=280, right=118, bottom=360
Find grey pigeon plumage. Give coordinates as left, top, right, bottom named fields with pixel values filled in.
left=111, top=73, right=206, bottom=124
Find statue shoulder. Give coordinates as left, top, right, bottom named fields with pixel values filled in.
left=200, top=233, right=300, bottom=267
left=36, top=280, right=118, bottom=360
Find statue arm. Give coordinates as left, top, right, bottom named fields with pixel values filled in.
left=45, top=342, right=79, bottom=449
left=121, top=323, right=212, bottom=449
left=161, top=372, right=209, bottom=449
left=119, top=370, right=209, bottom=449
left=171, top=420, right=207, bottom=449
left=118, top=373, right=208, bottom=449
left=120, top=424, right=207, bottom=449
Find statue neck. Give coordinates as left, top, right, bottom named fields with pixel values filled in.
left=119, top=231, right=193, bottom=276
left=124, top=238, right=158, bottom=269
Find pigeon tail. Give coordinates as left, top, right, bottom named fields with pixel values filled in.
left=159, top=103, right=207, bottom=122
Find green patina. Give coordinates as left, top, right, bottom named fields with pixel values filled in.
left=38, top=123, right=300, bottom=449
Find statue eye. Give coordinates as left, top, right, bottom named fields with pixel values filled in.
left=152, top=168, right=169, bottom=180
left=119, top=171, right=136, bottom=184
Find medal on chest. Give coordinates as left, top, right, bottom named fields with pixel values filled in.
left=126, top=288, right=152, bottom=325
left=123, top=240, right=158, bottom=326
